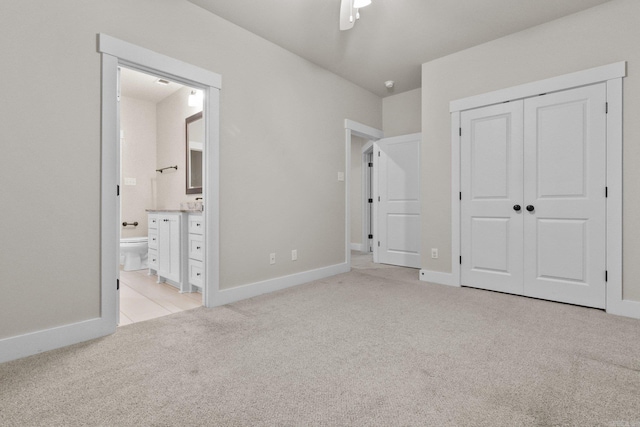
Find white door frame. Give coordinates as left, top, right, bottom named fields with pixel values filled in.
left=437, top=61, right=638, bottom=319
left=361, top=142, right=374, bottom=254
left=344, top=120, right=383, bottom=268
left=99, top=34, right=222, bottom=319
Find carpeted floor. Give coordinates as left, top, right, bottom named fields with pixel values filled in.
left=1, top=253, right=639, bottom=426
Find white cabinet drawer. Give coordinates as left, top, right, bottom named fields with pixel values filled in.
left=188, top=215, right=204, bottom=235
left=148, top=214, right=158, bottom=229
left=189, top=234, right=204, bottom=261
left=148, top=231, right=158, bottom=250
left=148, top=248, right=158, bottom=269
left=189, top=260, right=204, bottom=287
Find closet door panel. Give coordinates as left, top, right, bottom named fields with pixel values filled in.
left=461, top=101, right=524, bottom=294
left=523, top=83, right=607, bottom=308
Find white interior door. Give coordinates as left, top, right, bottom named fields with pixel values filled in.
left=523, top=84, right=607, bottom=308
left=461, top=101, right=524, bottom=294
left=376, top=133, right=421, bottom=268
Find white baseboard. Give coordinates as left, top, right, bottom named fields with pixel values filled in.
left=0, top=317, right=115, bottom=364
left=213, top=262, right=350, bottom=306
left=350, top=243, right=364, bottom=251
left=419, top=269, right=460, bottom=287
left=607, top=299, right=640, bottom=319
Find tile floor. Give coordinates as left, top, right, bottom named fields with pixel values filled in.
left=118, top=268, right=202, bottom=326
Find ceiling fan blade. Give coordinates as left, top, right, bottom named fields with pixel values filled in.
left=340, top=0, right=355, bottom=31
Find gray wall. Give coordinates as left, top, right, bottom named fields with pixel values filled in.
left=156, top=87, right=203, bottom=210
left=421, top=0, right=640, bottom=301
left=0, top=0, right=381, bottom=339
left=382, top=89, right=421, bottom=137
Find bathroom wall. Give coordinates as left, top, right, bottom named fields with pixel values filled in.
left=120, top=95, right=157, bottom=238
left=156, top=87, right=203, bottom=210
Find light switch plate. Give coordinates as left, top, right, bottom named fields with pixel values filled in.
left=338, top=172, right=344, bottom=182
left=124, top=177, right=136, bottom=186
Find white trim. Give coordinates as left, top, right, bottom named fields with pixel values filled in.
left=345, top=129, right=352, bottom=268
left=350, top=243, right=365, bottom=252
left=361, top=144, right=374, bottom=252
left=451, top=112, right=461, bottom=287
left=203, top=87, right=221, bottom=308
left=101, top=52, right=120, bottom=331
left=605, top=78, right=639, bottom=319
left=345, top=120, right=383, bottom=269
left=213, top=263, right=350, bottom=306
left=372, top=141, right=380, bottom=263
left=345, top=119, right=384, bottom=140
left=362, top=140, right=374, bottom=153
left=450, top=62, right=636, bottom=318
left=450, top=62, right=626, bottom=113
left=98, top=34, right=221, bottom=89
left=0, top=318, right=115, bottom=364
left=419, top=269, right=459, bottom=287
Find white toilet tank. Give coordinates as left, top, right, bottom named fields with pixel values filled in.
left=120, top=237, right=149, bottom=271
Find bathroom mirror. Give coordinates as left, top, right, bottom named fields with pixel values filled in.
left=186, top=111, right=203, bottom=194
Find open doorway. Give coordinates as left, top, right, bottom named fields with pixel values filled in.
left=118, top=67, right=204, bottom=325
left=344, top=119, right=383, bottom=269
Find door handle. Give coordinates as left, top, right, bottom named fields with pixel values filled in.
left=513, top=205, right=521, bottom=212
left=526, top=205, right=535, bottom=212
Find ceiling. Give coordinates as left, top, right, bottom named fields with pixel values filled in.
left=120, top=67, right=185, bottom=103
left=187, top=0, right=612, bottom=97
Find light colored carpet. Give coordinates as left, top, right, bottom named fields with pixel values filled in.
left=1, top=253, right=640, bottom=426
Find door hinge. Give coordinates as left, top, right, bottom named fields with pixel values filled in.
left=368, top=198, right=373, bottom=203
left=117, top=185, right=120, bottom=196
left=459, top=128, right=462, bottom=137
left=378, top=196, right=380, bottom=202
left=605, top=270, right=608, bottom=282
left=606, top=102, right=609, bottom=114
left=459, top=256, right=462, bottom=265
left=368, top=162, right=373, bottom=167
left=605, top=186, right=608, bottom=198
left=378, top=241, right=380, bottom=247
left=368, top=234, right=373, bottom=239
left=378, top=151, right=380, bottom=157
left=117, top=279, right=120, bottom=290
left=459, top=192, right=462, bottom=200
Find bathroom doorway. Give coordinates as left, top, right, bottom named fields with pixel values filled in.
left=118, top=67, right=205, bottom=325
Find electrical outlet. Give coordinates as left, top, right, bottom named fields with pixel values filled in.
left=292, top=250, right=297, bottom=261
left=431, top=248, right=438, bottom=259
left=270, top=253, right=276, bottom=265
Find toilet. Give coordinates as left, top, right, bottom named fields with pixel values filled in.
left=120, top=237, right=149, bottom=271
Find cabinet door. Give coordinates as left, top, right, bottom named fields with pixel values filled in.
left=158, top=214, right=181, bottom=283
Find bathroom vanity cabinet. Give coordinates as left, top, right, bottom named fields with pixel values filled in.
left=187, top=214, right=204, bottom=289
left=148, top=210, right=203, bottom=294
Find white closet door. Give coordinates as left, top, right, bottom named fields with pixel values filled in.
left=461, top=101, right=524, bottom=293
left=377, top=134, right=421, bottom=268
left=523, top=84, right=607, bottom=308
